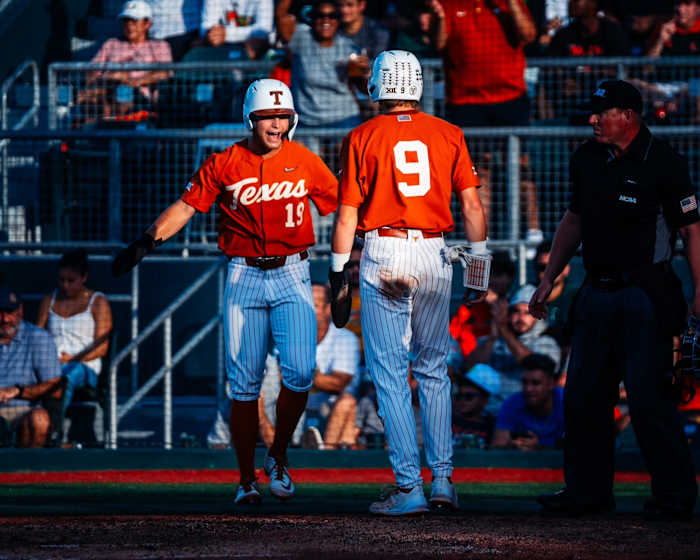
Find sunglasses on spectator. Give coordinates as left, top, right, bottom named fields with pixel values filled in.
left=456, top=392, right=481, bottom=401
left=314, top=11, right=339, bottom=19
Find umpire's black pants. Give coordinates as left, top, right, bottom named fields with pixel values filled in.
left=564, top=283, right=697, bottom=508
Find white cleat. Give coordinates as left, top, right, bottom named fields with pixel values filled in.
left=429, top=477, right=459, bottom=510
left=369, top=485, right=430, bottom=516
left=264, top=452, right=295, bottom=500
left=234, top=481, right=262, bottom=505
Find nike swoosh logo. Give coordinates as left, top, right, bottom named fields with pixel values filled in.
left=284, top=167, right=296, bottom=172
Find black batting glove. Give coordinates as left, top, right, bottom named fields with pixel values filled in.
left=329, top=265, right=352, bottom=328
left=112, top=232, right=162, bottom=277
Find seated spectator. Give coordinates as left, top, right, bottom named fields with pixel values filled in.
left=149, top=0, right=203, bottom=61
left=36, top=249, right=113, bottom=439
left=79, top=1, right=173, bottom=124
left=200, top=0, right=273, bottom=58
left=491, top=353, right=564, bottom=450
left=648, top=0, right=700, bottom=57
left=303, top=282, right=361, bottom=450
left=463, top=284, right=561, bottom=413
left=355, top=380, right=385, bottom=448
left=449, top=250, right=516, bottom=371
left=452, top=364, right=501, bottom=450
left=0, top=286, right=63, bottom=447
left=541, top=0, right=628, bottom=123
left=275, top=0, right=364, bottom=154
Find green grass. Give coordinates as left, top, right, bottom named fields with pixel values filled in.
left=0, top=482, right=653, bottom=516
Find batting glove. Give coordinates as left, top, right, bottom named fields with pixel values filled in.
left=329, top=266, right=352, bottom=328
left=112, top=232, right=162, bottom=277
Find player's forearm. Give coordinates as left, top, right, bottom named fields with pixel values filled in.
left=460, top=188, right=487, bottom=242
left=313, top=372, right=351, bottom=393
left=146, top=199, right=196, bottom=242
left=332, top=204, right=359, bottom=254
left=680, top=221, right=700, bottom=313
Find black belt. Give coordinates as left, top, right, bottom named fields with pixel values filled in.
left=240, top=250, right=308, bottom=270
left=586, top=262, right=668, bottom=291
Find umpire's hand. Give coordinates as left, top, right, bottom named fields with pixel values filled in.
left=329, top=265, right=352, bottom=328
left=112, top=232, right=162, bottom=277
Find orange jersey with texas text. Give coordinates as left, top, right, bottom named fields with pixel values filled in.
left=182, top=139, right=338, bottom=257
left=338, top=110, right=480, bottom=233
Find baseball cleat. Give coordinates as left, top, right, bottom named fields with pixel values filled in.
left=264, top=452, right=295, bottom=500
left=429, top=476, right=459, bottom=510
left=234, top=481, right=262, bottom=505
left=369, top=484, right=430, bottom=516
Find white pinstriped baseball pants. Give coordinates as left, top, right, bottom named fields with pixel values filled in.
left=223, top=256, right=316, bottom=401
left=360, top=230, right=454, bottom=489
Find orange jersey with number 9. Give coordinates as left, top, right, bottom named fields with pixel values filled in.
left=182, top=139, right=338, bottom=257
left=338, top=110, right=480, bottom=233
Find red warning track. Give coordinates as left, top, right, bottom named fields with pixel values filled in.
left=0, top=468, right=659, bottom=485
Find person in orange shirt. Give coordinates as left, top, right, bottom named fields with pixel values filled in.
left=112, top=78, right=338, bottom=506
left=330, top=50, right=488, bottom=516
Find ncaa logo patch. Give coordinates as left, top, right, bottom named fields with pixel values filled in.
left=681, top=195, right=698, bottom=213
left=593, top=87, right=606, bottom=98
left=185, top=182, right=193, bottom=191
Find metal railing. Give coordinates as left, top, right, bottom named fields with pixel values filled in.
left=106, top=257, right=226, bottom=449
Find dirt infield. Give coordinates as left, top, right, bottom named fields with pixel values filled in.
left=2, top=512, right=699, bottom=560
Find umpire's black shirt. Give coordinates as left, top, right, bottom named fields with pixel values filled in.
left=569, top=124, right=700, bottom=276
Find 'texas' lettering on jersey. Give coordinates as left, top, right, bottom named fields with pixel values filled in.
left=225, top=177, right=308, bottom=210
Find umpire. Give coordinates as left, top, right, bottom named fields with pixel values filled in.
left=530, top=80, right=700, bottom=520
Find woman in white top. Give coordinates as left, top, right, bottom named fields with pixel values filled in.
left=36, top=249, right=113, bottom=410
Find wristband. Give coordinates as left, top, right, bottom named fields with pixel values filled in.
left=469, top=241, right=488, bottom=255
left=331, top=251, right=351, bottom=272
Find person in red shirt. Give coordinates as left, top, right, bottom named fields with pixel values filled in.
left=648, top=0, right=700, bottom=57
left=330, top=50, right=488, bottom=516
left=112, top=78, right=338, bottom=505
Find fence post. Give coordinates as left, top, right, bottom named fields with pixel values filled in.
left=108, top=139, right=122, bottom=242
left=131, top=266, right=139, bottom=395
left=48, top=64, right=57, bottom=130
left=422, top=64, right=435, bottom=116
left=507, top=134, right=521, bottom=243
left=109, top=363, right=118, bottom=449
left=163, top=316, right=173, bottom=450
left=216, top=265, right=224, bottom=410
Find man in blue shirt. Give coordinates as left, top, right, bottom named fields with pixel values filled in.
left=0, top=286, right=62, bottom=447
left=491, top=353, right=563, bottom=450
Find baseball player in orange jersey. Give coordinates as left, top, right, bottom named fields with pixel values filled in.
left=330, top=50, right=488, bottom=515
left=112, top=78, right=338, bottom=504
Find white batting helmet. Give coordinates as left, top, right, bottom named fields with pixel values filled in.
left=243, top=79, right=298, bottom=140
left=368, top=50, right=423, bottom=103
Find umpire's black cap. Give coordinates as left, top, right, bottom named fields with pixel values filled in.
left=590, top=80, right=643, bottom=115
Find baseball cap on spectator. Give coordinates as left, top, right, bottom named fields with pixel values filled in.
left=590, top=80, right=643, bottom=115
left=119, top=0, right=152, bottom=20
left=464, top=364, right=501, bottom=396
left=0, top=285, right=21, bottom=311
left=509, top=284, right=537, bottom=307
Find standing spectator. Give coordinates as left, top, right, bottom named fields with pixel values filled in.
left=79, top=0, right=173, bottom=123
left=491, top=353, right=564, bottom=450
left=304, top=282, right=361, bottom=450
left=0, top=286, right=63, bottom=448
left=526, top=0, right=569, bottom=56
left=449, top=250, right=516, bottom=366
left=36, top=249, right=113, bottom=429
left=276, top=0, right=364, bottom=154
left=390, top=0, right=442, bottom=58
left=336, top=0, right=390, bottom=58
left=148, top=0, right=203, bottom=61
left=452, top=364, right=501, bottom=449
left=648, top=0, right=700, bottom=57
left=431, top=0, right=541, bottom=245
left=531, top=80, right=700, bottom=520
left=201, top=0, right=273, bottom=58
left=464, top=284, right=561, bottom=411
left=543, top=0, right=629, bottom=123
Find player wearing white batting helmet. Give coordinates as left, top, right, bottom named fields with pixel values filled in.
left=113, top=78, right=338, bottom=506
left=243, top=78, right=299, bottom=140
left=330, top=50, right=488, bottom=515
